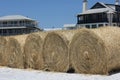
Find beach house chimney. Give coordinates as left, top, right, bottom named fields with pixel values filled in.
left=83, top=0, right=88, bottom=12
left=115, top=0, right=119, bottom=5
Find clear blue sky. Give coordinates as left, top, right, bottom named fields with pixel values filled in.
left=0, top=0, right=115, bottom=29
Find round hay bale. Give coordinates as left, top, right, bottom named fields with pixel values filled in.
left=0, top=36, right=7, bottom=66
left=24, top=33, right=44, bottom=70
left=10, top=34, right=29, bottom=53
left=43, top=32, right=69, bottom=72
left=5, top=38, right=24, bottom=68
left=69, top=28, right=107, bottom=74
left=92, top=27, right=120, bottom=74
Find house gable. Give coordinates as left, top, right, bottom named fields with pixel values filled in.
left=91, top=2, right=106, bottom=9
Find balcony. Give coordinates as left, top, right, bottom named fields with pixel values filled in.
left=77, top=18, right=108, bottom=24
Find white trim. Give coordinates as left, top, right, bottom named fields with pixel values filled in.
left=78, top=8, right=109, bottom=15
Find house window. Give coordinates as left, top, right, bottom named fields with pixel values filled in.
left=19, top=21, right=25, bottom=26
left=10, top=21, right=14, bottom=24
left=86, top=25, right=90, bottom=28
left=3, top=30, right=7, bottom=33
left=92, top=25, right=97, bottom=28
left=80, top=16, right=83, bottom=20
left=106, top=24, right=108, bottom=26
left=0, top=22, right=2, bottom=27
left=14, top=21, right=18, bottom=24
left=98, top=24, right=103, bottom=27
left=3, top=22, right=7, bottom=24
left=113, top=24, right=116, bottom=26
left=93, top=14, right=97, bottom=20
left=3, top=22, right=7, bottom=27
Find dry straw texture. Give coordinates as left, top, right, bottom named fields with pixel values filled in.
left=0, top=36, right=7, bottom=66
left=69, top=28, right=107, bottom=74
left=43, top=32, right=70, bottom=72
left=24, top=33, right=44, bottom=70
left=92, top=27, right=120, bottom=74
left=1, top=27, right=120, bottom=75
left=70, top=27, right=120, bottom=74
left=10, top=34, right=29, bottom=53
left=5, top=38, right=24, bottom=68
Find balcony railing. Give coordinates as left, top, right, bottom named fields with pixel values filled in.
left=0, top=24, right=37, bottom=28
left=77, top=18, right=108, bottom=24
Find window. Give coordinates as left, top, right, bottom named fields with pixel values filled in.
left=3, top=22, right=7, bottom=24
left=80, top=16, right=83, bottom=20
left=19, top=21, right=22, bottom=23
left=86, top=25, right=90, bottom=28
left=9, top=30, right=13, bottom=33
left=14, top=21, right=18, bottom=24
left=0, top=22, right=2, bottom=27
left=0, top=30, right=1, bottom=34
left=92, top=14, right=97, bottom=21
left=98, top=24, right=103, bottom=27
left=10, top=21, right=14, bottom=24
left=92, top=25, right=97, bottom=28
left=3, top=30, right=7, bottom=33
left=19, top=21, right=24, bottom=26
left=3, top=22, right=7, bottom=27
left=113, top=24, right=116, bottom=26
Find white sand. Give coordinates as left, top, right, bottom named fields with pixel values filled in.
left=0, top=67, right=119, bottom=80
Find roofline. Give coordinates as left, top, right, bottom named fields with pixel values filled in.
left=105, top=4, right=115, bottom=6
left=90, top=2, right=107, bottom=9
left=0, top=15, right=36, bottom=21
left=77, top=9, right=109, bottom=16
left=0, top=19, right=36, bottom=22
left=0, top=26, right=41, bottom=30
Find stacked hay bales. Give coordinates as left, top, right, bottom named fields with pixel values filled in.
left=24, top=33, right=44, bottom=70
left=43, top=32, right=70, bottom=72
left=1, top=27, right=120, bottom=75
left=5, top=38, right=24, bottom=68
left=69, top=27, right=120, bottom=74
left=0, top=36, right=7, bottom=66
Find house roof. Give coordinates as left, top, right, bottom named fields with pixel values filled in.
left=79, top=8, right=109, bottom=15
left=64, top=24, right=76, bottom=28
left=0, top=15, right=35, bottom=21
left=105, top=4, right=116, bottom=10
left=78, top=2, right=117, bottom=15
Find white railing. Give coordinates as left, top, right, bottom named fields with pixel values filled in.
left=77, top=22, right=117, bottom=28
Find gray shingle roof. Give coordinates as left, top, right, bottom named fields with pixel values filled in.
left=78, top=8, right=109, bottom=15
left=0, top=15, right=34, bottom=21
left=78, top=2, right=116, bottom=15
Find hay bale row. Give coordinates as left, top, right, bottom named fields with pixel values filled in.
left=23, top=30, right=76, bottom=72
left=0, top=31, right=76, bottom=72
left=1, top=27, right=120, bottom=75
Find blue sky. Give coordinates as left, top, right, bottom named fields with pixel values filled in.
left=0, top=0, right=115, bottom=29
